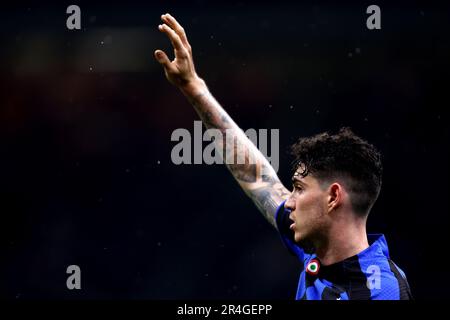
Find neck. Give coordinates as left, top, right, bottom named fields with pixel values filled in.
left=314, top=215, right=369, bottom=266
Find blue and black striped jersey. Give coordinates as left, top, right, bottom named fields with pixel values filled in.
left=275, top=201, right=413, bottom=300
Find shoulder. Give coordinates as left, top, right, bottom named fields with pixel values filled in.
left=368, top=259, right=412, bottom=300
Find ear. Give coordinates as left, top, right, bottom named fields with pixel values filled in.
left=327, top=183, right=342, bottom=213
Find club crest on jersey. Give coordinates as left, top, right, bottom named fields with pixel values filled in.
left=306, top=259, right=320, bottom=276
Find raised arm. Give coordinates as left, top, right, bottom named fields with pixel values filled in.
left=154, top=13, right=290, bottom=228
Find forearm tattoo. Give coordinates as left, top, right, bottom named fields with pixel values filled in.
left=188, top=90, right=290, bottom=228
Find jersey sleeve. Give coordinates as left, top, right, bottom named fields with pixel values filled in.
left=275, top=200, right=307, bottom=262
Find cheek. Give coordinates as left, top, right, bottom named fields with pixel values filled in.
left=295, top=192, right=325, bottom=220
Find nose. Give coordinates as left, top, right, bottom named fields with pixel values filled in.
left=284, top=192, right=296, bottom=211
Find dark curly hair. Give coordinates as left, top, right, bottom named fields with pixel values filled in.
left=290, top=127, right=383, bottom=216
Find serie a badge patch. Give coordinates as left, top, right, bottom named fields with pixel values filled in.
left=306, top=259, right=320, bottom=276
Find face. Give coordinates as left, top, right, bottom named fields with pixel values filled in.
left=284, top=169, right=331, bottom=244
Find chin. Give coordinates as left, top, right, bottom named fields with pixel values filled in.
left=294, top=232, right=305, bottom=244
left=294, top=233, right=315, bottom=253
left=293, top=226, right=305, bottom=239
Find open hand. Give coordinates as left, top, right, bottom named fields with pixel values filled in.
left=154, top=13, right=203, bottom=92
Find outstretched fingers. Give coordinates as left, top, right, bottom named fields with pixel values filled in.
left=161, top=13, right=191, bottom=49
left=158, top=24, right=188, bottom=57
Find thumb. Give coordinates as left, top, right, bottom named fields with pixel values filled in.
left=154, top=50, right=171, bottom=68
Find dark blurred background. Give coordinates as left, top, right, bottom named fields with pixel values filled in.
left=0, top=1, right=449, bottom=299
